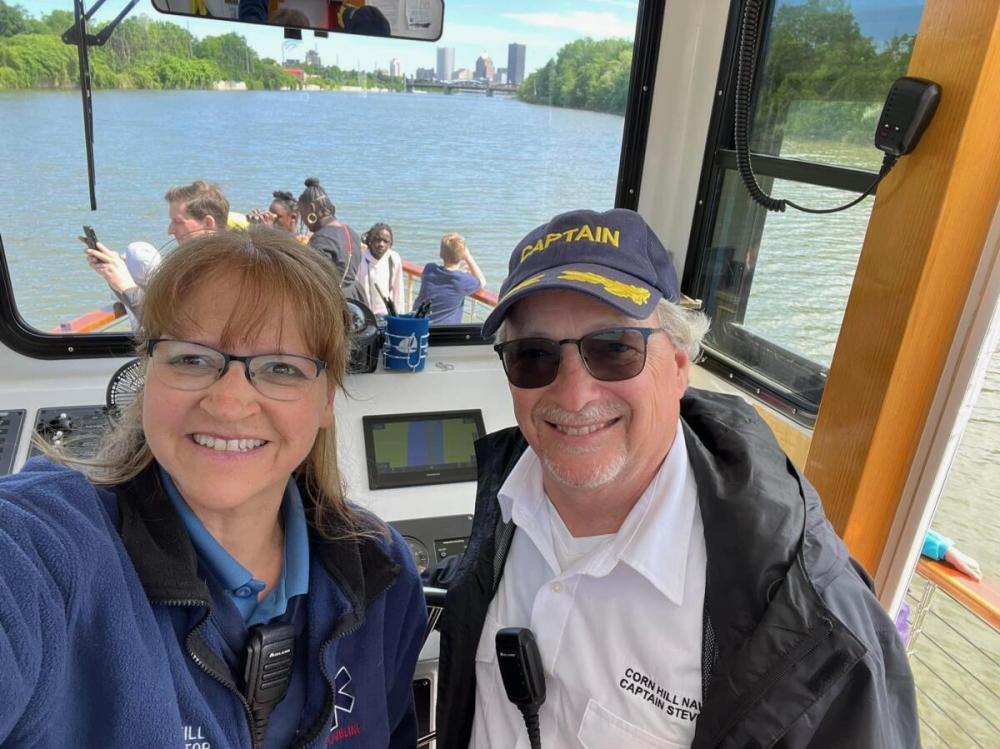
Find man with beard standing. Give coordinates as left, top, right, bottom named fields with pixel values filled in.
left=435, top=208, right=919, bottom=748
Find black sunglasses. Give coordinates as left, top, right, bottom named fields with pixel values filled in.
left=493, top=327, right=665, bottom=389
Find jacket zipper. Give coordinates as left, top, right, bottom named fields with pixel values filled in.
left=292, top=574, right=397, bottom=749
left=157, top=599, right=260, bottom=749
left=708, top=616, right=834, bottom=746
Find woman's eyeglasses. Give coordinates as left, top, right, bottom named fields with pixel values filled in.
left=146, top=339, right=327, bottom=401
left=493, top=327, right=665, bottom=389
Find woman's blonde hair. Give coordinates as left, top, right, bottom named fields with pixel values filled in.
left=60, top=226, right=367, bottom=539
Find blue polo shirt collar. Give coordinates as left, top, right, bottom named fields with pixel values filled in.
left=159, top=468, right=310, bottom=626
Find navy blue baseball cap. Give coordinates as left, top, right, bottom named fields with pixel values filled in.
left=481, top=208, right=680, bottom=337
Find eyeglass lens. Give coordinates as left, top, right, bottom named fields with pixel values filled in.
left=149, top=340, right=320, bottom=401
left=499, top=328, right=650, bottom=389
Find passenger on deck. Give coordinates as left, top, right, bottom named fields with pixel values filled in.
left=298, top=177, right=362, bottom=296
left=356, top=223, right=405, bottom=317
left=0, top=226, right=425, bottom=747
left=83, top=180, right=229, bottom=328
left=411, top=233, right=485, bottom=324
left=120, top=240, right=161, bottom=330
left=434, top=208, right=919, bottom=748
left=248, top=190, right=301, bottom=236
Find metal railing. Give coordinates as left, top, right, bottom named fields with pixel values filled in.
left=906, top=560, right=1000, bottom=747
left=401, top=259, right=499, bottom=323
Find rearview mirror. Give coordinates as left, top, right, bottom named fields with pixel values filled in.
left=151, top=1, right=444, bottom=41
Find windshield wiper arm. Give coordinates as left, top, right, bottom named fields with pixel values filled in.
left=61, top=0, right=141, bottom=210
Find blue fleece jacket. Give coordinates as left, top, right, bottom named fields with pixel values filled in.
left=0, top=458, right=426, bottom=748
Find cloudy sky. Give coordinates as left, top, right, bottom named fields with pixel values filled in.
left=28, top=0, right=642, bottom=75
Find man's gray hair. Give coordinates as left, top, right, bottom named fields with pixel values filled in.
left=655, top=298, right=710, bottom=364
left=492, top=297, right=710, bottom=365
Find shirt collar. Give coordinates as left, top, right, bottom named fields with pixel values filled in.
left=498, top=422, right=698, bottom=606
left=159, top=468, right=310, bottom=623
left=497, top=448, right=561, bottom=575
left=612, top=425, right=698, bottom=605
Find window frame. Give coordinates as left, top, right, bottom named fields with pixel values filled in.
left=683, top=0, right=887, bottom=426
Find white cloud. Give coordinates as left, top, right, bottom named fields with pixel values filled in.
left=502, top=11, right=636, bottom=38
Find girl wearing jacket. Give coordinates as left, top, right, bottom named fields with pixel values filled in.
left=0, top=226, right=426, bottom=748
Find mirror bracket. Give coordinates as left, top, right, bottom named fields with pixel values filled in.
left=61, top=0, right=140, bottom=47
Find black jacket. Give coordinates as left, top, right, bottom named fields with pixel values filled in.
left=436, top=389, right=919, bottom=748
left=309, top=218, right=362, bottom=291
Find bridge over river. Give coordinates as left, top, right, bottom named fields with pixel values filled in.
left=405, top=79, right=519, bottom=96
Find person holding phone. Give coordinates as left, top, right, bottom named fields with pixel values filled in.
left=82, top=181, right=229, bottom=329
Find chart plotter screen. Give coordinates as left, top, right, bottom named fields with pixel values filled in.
left=362, top=410, right=485, bottom=489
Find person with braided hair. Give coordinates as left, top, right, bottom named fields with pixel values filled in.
left=247, top=191, right=303, bottom=239
left=297, top=177, right=362, bottom=294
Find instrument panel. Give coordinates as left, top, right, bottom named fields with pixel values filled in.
left=0, top=410, right=26, bottom=476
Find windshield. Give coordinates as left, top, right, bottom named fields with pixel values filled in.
left=0, top=0, right=642, bottom=336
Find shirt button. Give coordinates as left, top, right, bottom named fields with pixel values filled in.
left=235, top=586, right=253, bottom=598
left=551, top=582, right=563, bottom=593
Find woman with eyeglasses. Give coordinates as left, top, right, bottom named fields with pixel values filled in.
left=0, top=226, right=426, bottom=748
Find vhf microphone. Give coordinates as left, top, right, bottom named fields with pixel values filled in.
left=496, top=627, right=546, bottom=749
left=242, top=622, right=296, bottom=746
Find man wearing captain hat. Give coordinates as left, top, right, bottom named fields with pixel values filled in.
left=434, top=209, right=918, bottom=748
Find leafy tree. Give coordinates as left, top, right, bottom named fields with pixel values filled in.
left=35, top=10, right=73, bottom=35
left=194, top=32, right=258, bottom=81
left=0, top=33, right=78, bottom=87
left=753, top=0, right=915, bottom=148
left=0, top=2, right=30, bottom=37
left=518, top=38, right=633, bottom=116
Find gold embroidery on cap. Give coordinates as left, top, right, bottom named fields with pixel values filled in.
left=518, top=225, right=620, bottom=263
left=558, top=271, right=649, bottom=305
left=500, top=273, right=546, bottom=301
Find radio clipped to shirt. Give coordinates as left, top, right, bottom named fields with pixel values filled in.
left=496, top=627, right=546, bottom=749
left=242, top=622, right=296, bottom=745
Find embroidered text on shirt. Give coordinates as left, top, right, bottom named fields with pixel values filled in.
left=618, top=667, right=702, bottom=722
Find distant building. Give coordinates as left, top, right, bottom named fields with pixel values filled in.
left=415, top=67, right=435, bottom=81
left=475, top=53, right=495, bottom=82
left=282, top=67, right=306, bottom=81
left=495, top=67, right=507, bottom=85
left=436, top=47, right=454, bottom=81
left=507, top=43, right=526, bottom=86
left=453, top=67, right=473, bottom=81
left=389, top=58, right=402, bottom=78
left=305, top=49, right=321, bottom=67
left=284, top=58, right=302, bottom=67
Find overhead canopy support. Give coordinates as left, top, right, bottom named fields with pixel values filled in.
left=806, top=0, right=1000, bottom=577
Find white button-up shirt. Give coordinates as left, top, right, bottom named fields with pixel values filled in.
left=470, top=423, right=707, bottom=749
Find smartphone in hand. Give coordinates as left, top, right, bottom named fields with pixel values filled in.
left=82, top=225, right=99, bottom=250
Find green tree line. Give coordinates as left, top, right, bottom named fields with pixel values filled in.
left=518, top=38, right=632, bottom=115
left=0, top=2, right=304, bottom=90
left=517, top=0, right=913, bottom=144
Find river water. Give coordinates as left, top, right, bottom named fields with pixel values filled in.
left=0, top=89, right=996, bottom=578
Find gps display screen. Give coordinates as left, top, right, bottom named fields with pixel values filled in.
left=362, top=410, right=486, bottom=489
